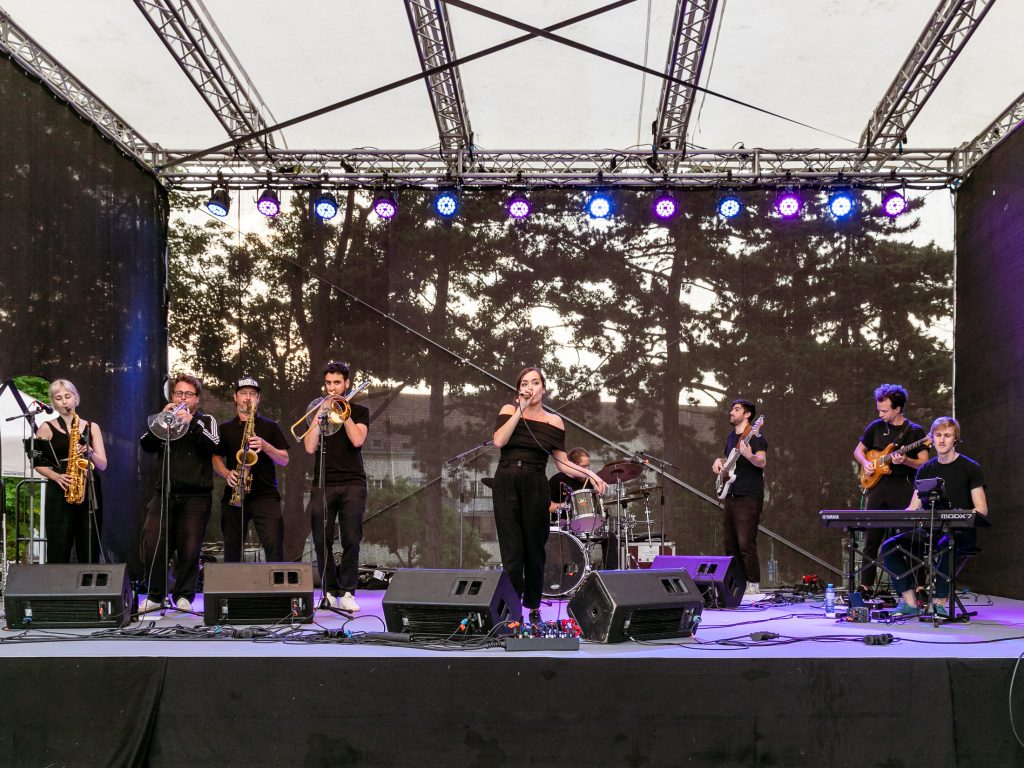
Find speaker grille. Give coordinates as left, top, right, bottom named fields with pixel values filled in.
left=625, top=607, right=700, bottom=640
left=209, top=595, right=312, bottom=625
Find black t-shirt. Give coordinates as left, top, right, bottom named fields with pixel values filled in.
left=859, top=418, right=928, bottom=482
left=549, top=472, right=586, bottom=504
left=494, top=413, right=566, bottom=466
left=140, top=411, right=219, bottom=495
left=915, top=455, right=985, bottom=511
left=312, top=402, right=369, bottom=486
left=723, top=430, right=768, bottom=498
left=216, top=415, right=290, bottom=501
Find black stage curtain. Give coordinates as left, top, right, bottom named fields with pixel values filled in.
left=955, top=126, right=1024, bottom=599
left=0, top=54, right=167, bottom=571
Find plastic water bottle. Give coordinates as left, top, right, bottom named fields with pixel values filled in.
left=824, top=583, right=836, bottom=618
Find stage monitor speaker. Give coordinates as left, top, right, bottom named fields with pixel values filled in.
left=651, top=554, right=746, bottom=609
left=3, top=564, right=131, bottom=629
left=202, top=563, right=315, bottom=626
left=382, top=569, right=521, bottom=637
left=567, top=568, right=703, bottom=643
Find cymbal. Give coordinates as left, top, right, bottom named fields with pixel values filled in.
left=597, top=460, right=644, bottom=484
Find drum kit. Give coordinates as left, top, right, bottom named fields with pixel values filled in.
left=543, top=459, right=663, bottom=598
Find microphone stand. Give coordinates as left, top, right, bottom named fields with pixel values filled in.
left=446, top=440, right=492, bottom=567
left=315, top=412, right=334, bottom=611
left=83, top=424, right=103, bottom=564
left=5, top=403, right=44, bottom=565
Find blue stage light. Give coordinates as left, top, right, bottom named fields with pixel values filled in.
left=373, top=192, right=398, bottom=220
left=256, top=188, right=280, bottom=217
left=775, top=190, right=802, bottom=219
left=586, top=192, right=613, bottom=219
left=827, top=190, right=855, bottom=219
left=717, top=195, right=742, bottom=219
left=882, top=190, right=907, bottom=217
left=651, top=191, right=678, bottom=221
left=507, top=193, right=531, bottom=220
left=434, top=189, right=460, bottom=218
left=314, top=192, right=339, bottom=220
left=206, top=188, right=230, bottom=217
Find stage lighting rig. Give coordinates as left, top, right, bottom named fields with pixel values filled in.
left=434, top=187, right=460, bottom=219
left=507, top=192, right=532, bottom=220
left=256, top=188, right=281, bottom=217
left=372, top=191, right=398, bottom=220
left=774, top=190, right=802, bottom=219
left=827, top=189, right=855, bottom=220
left=586, top=191, right=613, bottom=219
left=315, top=191, right=339, bottom=220
left=651, top=190, right=679, bottom=221
left=717, top=194, right=743, bottom=219
left=206, top=187, right=231, bottom=217
left=882, top=190, right=907, bottom=217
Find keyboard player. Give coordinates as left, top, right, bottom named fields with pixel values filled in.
left=881, top=416, right=988, bottom=618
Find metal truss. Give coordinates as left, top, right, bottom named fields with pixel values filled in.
left=0, top=9, right=157, bottom=165
left=156, top=147, right=964, bottom=190
left=404, top=0, right=473, bottom=152
left=653, top=0, right=718, bottom=161
left=860, top=0, right=997, bottom=150
left=961, top=90, right=1024, bottom=172
left=133, top=0, right=279, bottom=158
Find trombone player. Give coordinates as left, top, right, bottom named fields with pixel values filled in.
left=213, top=377, right=290, bottom=562
left=301, top=362, right=369, bottom=612
left=139, top=374, right=219, bottom=613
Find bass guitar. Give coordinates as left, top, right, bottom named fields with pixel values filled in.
left=715, top=416, right=765, bottom=500
left=859, top=435, right=931, bottom=490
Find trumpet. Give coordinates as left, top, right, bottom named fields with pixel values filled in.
left=146, top=401, right=190, bottom=441
left=290, top=380, right=370, bottom=441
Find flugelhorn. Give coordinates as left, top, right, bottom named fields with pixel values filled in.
left=290, top=380, right=370, bottom=441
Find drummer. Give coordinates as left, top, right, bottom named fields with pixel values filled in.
left=549, top=447, right=592, bottom=519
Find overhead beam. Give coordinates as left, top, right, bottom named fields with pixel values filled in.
left=653, top=0, right=718, bottom=160
left=405, top=0, right=473, bottom=153
left=155, top=147, right=963, bottom=189
left=961, top=90, right=1024, bottom=173
left=860, top=0, right=997, bottom=150
left=0, top=9, right=157, bottom=165
left=133, top=0, right=279, bottom=156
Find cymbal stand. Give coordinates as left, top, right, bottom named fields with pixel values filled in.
left=611, top=478, right=635, bottom=570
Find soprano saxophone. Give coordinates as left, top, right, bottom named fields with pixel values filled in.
left=65, top=411, right=91, bottom=504
left=229, top=403, right=259, bottom=507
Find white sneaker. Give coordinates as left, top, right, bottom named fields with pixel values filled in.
left=338, top=592, right=360, bottom=612
left=744, top=582, right=761, bottom=596
left=139, top=598, right=162, bottom=614
left=174, top=597, right=193, bottom=612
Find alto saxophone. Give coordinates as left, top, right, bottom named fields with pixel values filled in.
left=65, top=411, right=91, bottom=504
left=229, top=402, right=260, bottom=507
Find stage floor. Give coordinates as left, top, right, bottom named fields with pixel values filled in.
left=3, top=587, right=1023, bottom=659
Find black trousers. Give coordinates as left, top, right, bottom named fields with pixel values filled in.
left=881, top=527, right=975, bottom=599
left=140, top=493, right=211, bottom=601
left=45, top=480, right=102, bottom=564
left=861, top=477, right=915, bottom=590
left=221, top=496, right=284, bottom=562
left=723, top=493, right=763, bottom=583
left=308, top=484, right=367, bottom=596
left=492, top=461, right=550, bottom=609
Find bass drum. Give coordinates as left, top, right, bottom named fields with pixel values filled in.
left=543, top=530, right=590, bottom=597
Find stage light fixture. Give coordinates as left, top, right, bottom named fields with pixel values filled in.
left=775, top=190, right=802, bottom=219
left=372, top=191, right=398, bottom=220
left=882, top=190, right=907, bottom=217
left=651, top=191, right=679, bottom=221
left=434, top=188, right=460, bottom=218
left=314, top=192, right=339, bottom=220
left=586, top=192, right=613, bottom=219
left=717, top=194, right=743, bottom=219
left=827, top=190, right=855, bottom=220
left=507, top=193, right=532, bottom=220
left=256, top=188, right=281, bottom=217
left=206, top=188, right=230, bottom=217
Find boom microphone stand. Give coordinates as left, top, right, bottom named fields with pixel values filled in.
left=446, top=439, right=492, bottom=568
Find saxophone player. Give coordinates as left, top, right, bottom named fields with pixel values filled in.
left=213, top=377, right=290, bottom=562
left=32, top=379, right=107, bottom=563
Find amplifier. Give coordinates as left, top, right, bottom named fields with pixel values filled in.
left=627, top=542, right=676, bottom=569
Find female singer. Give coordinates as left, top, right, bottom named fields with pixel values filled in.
left=492, top=367, right=606, bottom=623
left=32, top=379, right=107, bottom=563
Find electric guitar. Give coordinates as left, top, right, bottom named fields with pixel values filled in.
left=715, top=416, right=765, bottom=500
left=858, top=435, right=931, bottom=490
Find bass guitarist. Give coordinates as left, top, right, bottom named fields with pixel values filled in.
left=711, top=399, right=767, bottom=597
left=853, top=384, right=929, bottom=595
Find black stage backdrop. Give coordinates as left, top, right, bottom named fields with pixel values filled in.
left=955, top=125, right=1024, bottom=598
left=0, top=54, right=167, bottom=570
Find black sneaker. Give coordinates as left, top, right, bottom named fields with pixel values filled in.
left=528, top=608, right=542, bottom=625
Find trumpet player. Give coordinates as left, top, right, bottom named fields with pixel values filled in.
left=32, top=379, right=107, bottom=563
left=139, top=374, right=219, bottom=613
left=213, top=377, right=290, bottom=562
left=303, top=361, right=369, bottom=613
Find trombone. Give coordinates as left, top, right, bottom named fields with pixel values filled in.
left=290, top=380, right=370, bottom=441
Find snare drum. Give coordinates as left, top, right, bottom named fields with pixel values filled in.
left=543, top=530, right=589, bottom=597
left=568, top=488, right=605, bottom=534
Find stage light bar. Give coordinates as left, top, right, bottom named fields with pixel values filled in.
left=256, top=188, right=281, bottom=217
left=651, top=191, right=679, bottom=221
left=717, top=195, right=742, bottom=219
left=507, top=193, right=532, bottom=220
left=372, top=191, right=398, bottom=220
left=206, top=188, right=230, bottom=217
left=775, top=190, right=802, bottom=219
left=314, top=192, right=339, bottom=220
left=882, top=190, right=907, bottom=217
left=827, top=190, right=855, bottom=220
left=434, top=188, right=460, bottom=218
left=586, top=192, right=613, bottom=219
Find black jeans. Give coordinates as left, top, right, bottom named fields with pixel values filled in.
left=860, top=477, right=915, bottom=590
left=221, top=496, right=284, bottom=563
left=723, top=494, right=763, bottom=583
left=45, top=480, right=102, bottom=564
left=140, top=493, right=211, bottom=601
left=308, top=484, right=367, bottom=596
left=492, top=461, right=550, bottom=609
left=881, top=527, right=975, bottom=599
